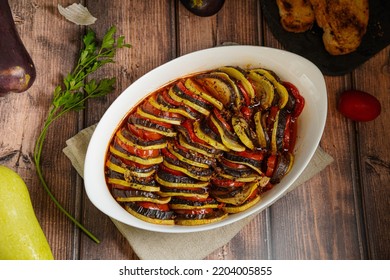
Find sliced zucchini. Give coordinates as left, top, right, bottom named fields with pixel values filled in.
left=194, top=73, right=237, bottom=108
left=210, top=114, right=245, bottom=152
left=124, top=203, right=175, bottom=225
left=248, top=71, right=274, bottom=109
left=168, top=84, right=211, bottom=116
left=222, top=194, right=261, bottom=213
left=252, top=68, right=289, bottom=109
left=184, top=78, right=224, bottom=110
left=218, top=66, right=255, bottom=103
left=232, top=115, right=255, bottom=150
left=193, top=119, right=229, bottom=151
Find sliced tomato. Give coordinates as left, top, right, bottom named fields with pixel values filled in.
left=246, top=188, right=259, bottom=201
left=237, top=81, right=251, bottom=106
left=128, top=123, right=164, bottom=141
left=115, top=137, right=160, bottom=158
left=161, top=147, right=178, bottom=161
left=181, top=119, right=209, bottom=146
left=176, top=196, right=213, bottom=202
left=219, top=157, right=248, bottom=169
left=159, top=161, right=186, bottom=176
left=283, top=82, right=305, bottom=118
left=211, top=178, right=245, bottom=187
left=120, top=157, right=155, bottom=169
left=240, top=106, right=253, bottom=120
left=161, top=89, right=182, bottom=106
left=234, top=150, right=264, bottom=161
left=267, top=106, right=279, bottom=129
left=143, top=96, right=184, bottom=120
left=176, top=80, right=211, bottom=104
left=137, top=202, right=170, bottom=212
left=175, top=208, right=214, bottom=216
left=265, top=154, right=277, bottom=177
left=213, top=108, right=232, bottom=131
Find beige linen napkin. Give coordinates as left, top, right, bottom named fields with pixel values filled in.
left=63, top=124, right=333, bottom=260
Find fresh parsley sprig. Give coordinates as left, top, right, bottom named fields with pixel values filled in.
left=33, top=26, right=130, bottom=243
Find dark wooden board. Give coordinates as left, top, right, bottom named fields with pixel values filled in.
left=261, top=0, right=390, bottom=76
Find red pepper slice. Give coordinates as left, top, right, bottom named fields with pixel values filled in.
left=283, top=113, right=292, bottom=152
left=128, top=123, right=164, bottom=141
left=181, top=119, right=209, bottom=146
left=265, top=154, right=277, bottom=177
left=234, top=150, right=264, bottom=161
left=175, top=208, right=214, bottom=216
left=159, top=162, right=186, bottom=176
left=176, top=80, right=211, bottom=104
left=137, top=202, right=170, bottom=212
left=211, top=178, right=245, bottom=187
left=219, top=158, right=248, bottom=169
left=213, top=108, right=232, bottom=131
left=115, top=136, right=160, bottom=158
left=283, top=82, right=305, bottom=118
left=237, top=81, right=251, bottom=106
left=240, top=106, right=252, bottom=120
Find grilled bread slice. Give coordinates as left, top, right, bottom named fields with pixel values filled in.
left=276, top=0, right=315, bottom=33
left=309, top=0, right=369, bottom=55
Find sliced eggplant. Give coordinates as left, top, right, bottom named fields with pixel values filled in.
left=169, top=197, right=220, bottom=210
left=124, top=203, right=175, bottom=225
left=129, top=113, right=177, bottom=137
left=162, top=159, right=212, bottom=182
left=270, top=152, right=294, bottom=184
left=175, top=209, right=228, bottom=225
left=177, top=133, right=219, bottom=158
left=210, top=71, right=241, bottom=108
left=153, top=91, right=201, bottom=120
left=106, top=157, right=157, bottom=178
left=194, top=73, right=237, bottom=108
left=167, top=141, right=215, bottom=169
left=158, top=186, right=209, bottom=199
left=116, top=127, right=167, bottom=150
left=222, top=152, right=263, bottom=175
left=155, top=170, right=209, bottom=189
left=112, top=189, right=171, bottom=204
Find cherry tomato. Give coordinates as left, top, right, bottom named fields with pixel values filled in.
left=338, top=90, right=381, bottom=122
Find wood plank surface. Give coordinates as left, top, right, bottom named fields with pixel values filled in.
left=0, top=0, right=388, bottom=260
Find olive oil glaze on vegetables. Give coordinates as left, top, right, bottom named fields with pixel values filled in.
left=104, top=66, right=305, bottom=226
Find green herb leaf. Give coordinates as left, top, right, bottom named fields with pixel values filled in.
left=33, top=26, right=131, bottom=244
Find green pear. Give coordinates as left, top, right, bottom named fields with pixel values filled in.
left=0, top=165, right=54, bottom=260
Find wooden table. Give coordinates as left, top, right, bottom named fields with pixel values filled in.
left=1, top=0, right=389, bottom=260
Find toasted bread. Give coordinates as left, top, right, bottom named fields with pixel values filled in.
left=276, top=0, right=315, bottom=33
left=309, top=0, right=369, bottom=55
